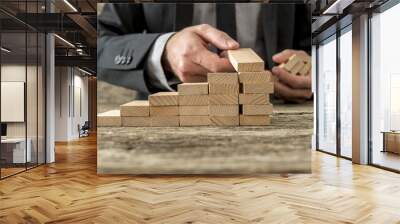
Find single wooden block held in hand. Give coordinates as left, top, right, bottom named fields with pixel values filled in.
left=242, top=82, right=274, bottom=94
left=210, top=116, right=239, bottom=126
left=242, top=104, right=273, bottom=115
left=239, top=94, right=270, bottom=105
left=150, top=106, right=179, bottom=116
left=209, top=105, right=239, bottom=116
left=122, top=117, right=151, bottom=127
left=207, top=73, right=238, bottom=84
left=179, top=106, right=209, bottom=116
left=149, top=92, right=178, bottom=106
left=209, top=83, right=239, bottom=95
left=180, top=116, right=210, bottom=126
left=120, top=100, right=149, bottom=117
left=151, top=116, right=180, bottom=127
left=97, top=110, right=121, bottom=127
left=280, top=54, right=300, bottom=71
left=179, top=95, right=209, bottom=106
left=238, top=71, right=271, bottom=83
left=178, top=83, right=209, bottom=95
left=298, top=63, right=311, bottom=76
left=239, top=115, right=271, bottom=126
left=227, top=48, right=264, bottom=72
left=209, top=94, right=238, bottom=105
left=289, top=61, right=304, bottom=75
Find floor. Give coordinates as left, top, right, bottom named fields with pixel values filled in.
left=0, top=135, right=400, bottom=223
left=373, top=150, right=400, bottom=171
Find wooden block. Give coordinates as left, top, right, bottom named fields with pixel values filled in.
left=238, top=71, right=271, bottom=83
left=179, top=106, right=209, bottom=116
left=243, top=82, right=274, bottom=94
left=289, top=61, right=304, bottom=75
left=209, top=95, right=238, bottom=105
left=281, top=54, right=300, bottom=71
left=97, top=110, right=121, bottom=127
left=239, top=94, right=270, bottom=105
left=149, top=92, right=178, bottom=106
left=210, top=116, right=239, bottom=126
left=180, top=116, right=210, bottom=126
left=179, top=95, right=209, bottom=106
left=207, top=73, right=238, bottom=84
left=150, top=106, right=179, bottom=116
left=240, top=115, right=271, bottom=126
left=209, top=105, right=238, bottom=116
left=122, top=117, right=151, bottom=127
left=178, top=83, right=208, bottom=95
left=298, top=63, right=311, bottom=76
left=242, top=104, right=273, bottom=115
left=209, top=83, right=239, bottom=95
left=227, top=48, right=264, bottom=72
left=151, top=116, right=179, bottom=127
left=295, top=53, right=311, bottom=64
left=120, top=100, right=149, bottom=117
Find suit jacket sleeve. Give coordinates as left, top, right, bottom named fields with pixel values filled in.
left=97, top=4, right=161, bottom=93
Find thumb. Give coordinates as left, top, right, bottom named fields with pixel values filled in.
left=272, top=49, right=296, bottom=64
left=193, top=24, right=239, bottom=50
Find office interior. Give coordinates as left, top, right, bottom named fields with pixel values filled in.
left=0, top=0, right=97, bottom=179
left=312, top=0, right=400, bottom=172
left=0, top=0, right=399, bottom=222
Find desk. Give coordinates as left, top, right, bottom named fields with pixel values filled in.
left=1, top=138, right=31, bottom=164
left=382, top=131, right=400, bottom=154
left=98, top=102, right=313, bottom=174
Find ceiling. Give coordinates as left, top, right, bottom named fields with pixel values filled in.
left=0, top=0, right=97, bottom=74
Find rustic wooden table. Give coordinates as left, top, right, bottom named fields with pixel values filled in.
left=97, top=101, right=313, bottom=174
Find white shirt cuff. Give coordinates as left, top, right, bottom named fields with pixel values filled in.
left=145, top=32, right=176, bottom=92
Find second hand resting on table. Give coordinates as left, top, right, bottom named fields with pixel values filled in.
left=161, top=24, right=312, bottom=102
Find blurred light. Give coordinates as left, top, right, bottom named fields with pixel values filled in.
left=54, top=34, right=75, bottom=48
left=63, top=0, right=78, bottom=12
left=1, top=47, right=11, bottom=53
left=78, top=67, right=92, bottom=76
left=323, top=0, right=354, bottom=15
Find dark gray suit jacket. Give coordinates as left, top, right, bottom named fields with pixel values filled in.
left=98, top=3, right=311, bottom=94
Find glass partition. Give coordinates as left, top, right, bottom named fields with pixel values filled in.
left=317, top=35, right=337, bottom=154
left=370, top=3, right=400, bottom=171
left=339, top=27, right=352, bottom=158
left=0, top=1, right=46, bottom=179
left=1, top=31, right=28, bottom=177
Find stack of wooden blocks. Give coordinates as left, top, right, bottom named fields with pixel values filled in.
left=178, top=82, right=210, bottom=126
left=98, top=48, right=274, bottom=127
left=279, top=53, right=311, bottom=76
left=228, top=49, right=274, bottom=126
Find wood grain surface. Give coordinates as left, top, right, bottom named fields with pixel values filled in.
left=178, top=83, right=209, bottom=95
left=98, top=103, right=313, bottom=174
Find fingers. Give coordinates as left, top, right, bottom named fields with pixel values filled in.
left=272, top=67, right=311, bottom=89
left=182, top=75, right=207, bottom=83
left=193, top=47, right=235, bottom=73
left=272, top=49, right=308, bottom=64
left=274, top=81, right=313, bottom=101
left=176, top=60, right=209, bottom=82
left=193, top=24, right=240, bottom=50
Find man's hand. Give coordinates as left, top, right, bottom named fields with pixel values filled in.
left=271, top=49, right=312, bottom=103
left=162, top=24, right=239, bottom=82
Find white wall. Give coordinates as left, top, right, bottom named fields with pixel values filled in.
left=54, top=67, right=89, bottom=141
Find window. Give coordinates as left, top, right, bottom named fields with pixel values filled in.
left=339, top=27, right=352, bottom=158
left=317, top=36, right=337, bottom=154
left=370, top=2, right=400, bottom=171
